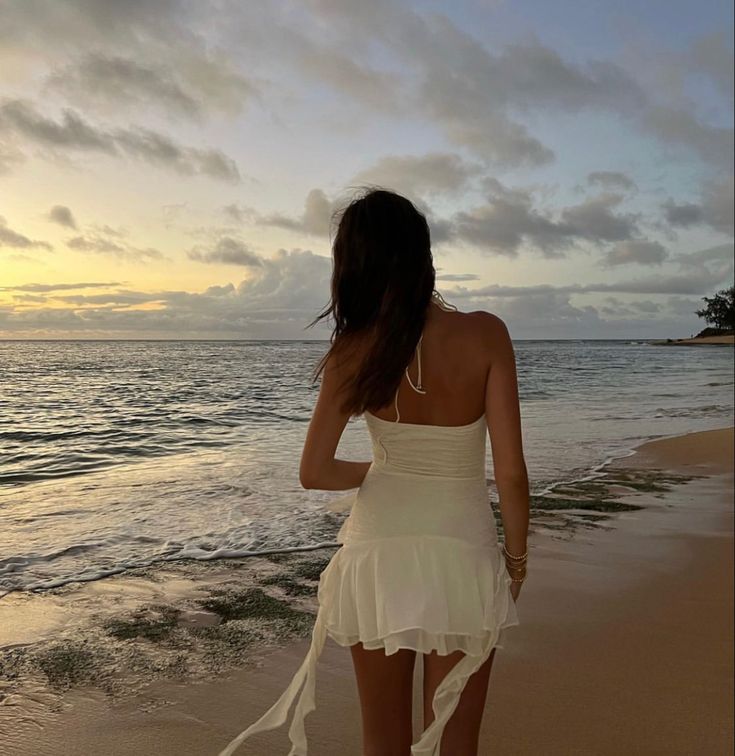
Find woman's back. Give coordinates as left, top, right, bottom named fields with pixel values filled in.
left=363, top=296, right=494, bottom=429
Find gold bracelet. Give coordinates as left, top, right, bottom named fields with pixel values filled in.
left=502, top=544, right=528, bottom=561
left=504, top=557, right=527, bottom=568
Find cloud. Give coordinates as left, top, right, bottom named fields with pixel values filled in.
left=254, top=3, right=647, bottom=166
left=3, top=1, right=730, bottom=177
left=661, top=200, right=703, bottom=228
left=449, top=180, right=641, bottom=257
left=222, top=204, right=257, bottom=224
left=0, top=99, right=240, bottom=181
left=629, top=299, right=662, bottom=313
left=0, top=215, right=52, bottom=250
left=435, top=272, right=480, bottom=282
left=452, top=188, right=572, bottom=258
left=258, top=189, right=334, bottom=237
left=66, top=235, right=125, bottom=254
left=256, top=183, right=456, bottom=247
left=45, top=51, right=257, bottom=121
left=0, top=281, right=123, bottom=292
left=698, top=176, right=733, bottom=236
left=67, top=234, right=164, bottom=262
left=604, top=239, right=668, bottom=266
left=47, top=54, right=201, bottom=118
left=641, top=105, right=733, bottom=167
left=560, top=193, right=640, bottom=242
left=676, top=242, right=734, bottom=266
left=688, top=30, right=734, bottom=101
left=587, top=171, right=637, bottom=192
left=0, top=248, right=333, bottom=338
left=187, top=237, right=262, bottom=266
left=350, top=153, right=481, bottom=199
left=54, top=290, right=162, bottom=306
left=2, top=1, right=257, bottom=118
left=48, top=204, right=78, bottom=229
left=661, top=175, right=734, bottom=236
left=443, top=246, right=730, bottom=298
left=0, top=141, right=25, bottom=174
left=2, top=241, right=730, bottom=338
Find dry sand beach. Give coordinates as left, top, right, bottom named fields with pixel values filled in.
left=2, top=426, right=733, bottom=756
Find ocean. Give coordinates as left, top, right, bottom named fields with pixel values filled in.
left=1, top=339, right=732, bottom=597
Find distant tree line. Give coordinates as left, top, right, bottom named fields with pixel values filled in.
left=696, top=285, right=734, bottom=332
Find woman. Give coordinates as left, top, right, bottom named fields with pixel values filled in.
left=219, top=188, right=530, bottom=756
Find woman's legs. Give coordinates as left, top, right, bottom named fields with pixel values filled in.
left=350, top=642, right=417, bottom=756
left=422, top=647, right=497, bottom=756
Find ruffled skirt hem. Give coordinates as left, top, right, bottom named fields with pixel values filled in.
left=216, top=536, right=519, bottom=756
left=319, top=535, right=519, bottom=655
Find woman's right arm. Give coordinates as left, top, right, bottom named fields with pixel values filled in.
left=482, top=313, right=530, bottom=599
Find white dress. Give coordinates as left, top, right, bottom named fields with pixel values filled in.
left=218, top=293, right=520, bottom=755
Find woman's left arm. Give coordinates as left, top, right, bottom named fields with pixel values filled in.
left=299, top=349, right=372, bottom=491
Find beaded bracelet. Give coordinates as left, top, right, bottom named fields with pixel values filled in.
left=502, top=544, right=528, bottom=561
left=506, top=562, right=527, bottom=583
left=509, top=574, right=527, bottom=582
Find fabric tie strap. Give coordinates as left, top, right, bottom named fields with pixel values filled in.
left=217, top=606, right=328, bottom=756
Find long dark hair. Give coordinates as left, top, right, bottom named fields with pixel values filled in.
left=307, top=187, right=436, bottom=416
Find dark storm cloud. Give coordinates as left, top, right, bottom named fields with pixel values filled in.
left=48, top=205, right=78, bottom=229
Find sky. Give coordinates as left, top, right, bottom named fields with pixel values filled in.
left=0, top=0, right=733, bottom=340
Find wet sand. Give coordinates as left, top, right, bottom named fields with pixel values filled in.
left=2, top=427, right=733, bottom=755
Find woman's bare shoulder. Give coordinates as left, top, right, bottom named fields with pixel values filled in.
left=462, top=308, right=511, bottom=344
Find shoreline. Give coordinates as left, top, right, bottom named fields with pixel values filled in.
left=1, top=426, right=733, bottom=754
left=649, top=334, right=734, bottom=346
